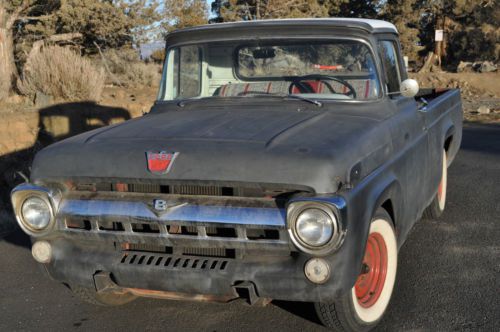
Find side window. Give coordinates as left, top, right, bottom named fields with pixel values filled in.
left=379, top=41, right=402, bottom=94
left=171, top=46, right=202, bottom=99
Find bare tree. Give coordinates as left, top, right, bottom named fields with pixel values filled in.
left=0, top=0, right=30, bottom=99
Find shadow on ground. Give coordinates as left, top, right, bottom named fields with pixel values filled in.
left=461, top=121, right=500, bottom=155
left=0, top=102, right=131, bottom=245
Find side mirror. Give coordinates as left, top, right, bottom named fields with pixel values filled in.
left=400, top=79, right=419, bottom=98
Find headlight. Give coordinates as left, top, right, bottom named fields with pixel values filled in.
left=296, top=208, right=333, bottom=246
left=288, top=201, right=344, bottom=255
left=21, top=196, right=52, bottom=230
left=11, top=184, right=59, bottom=237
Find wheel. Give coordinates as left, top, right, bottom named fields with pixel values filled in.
left=423, top=149, right=447, bottom=219
left=70, top=285, right=136, bottom=306
left=315, top=209, right=398, bottom=331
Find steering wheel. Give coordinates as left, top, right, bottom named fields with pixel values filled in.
left=288, top=74, right=357, bottom=98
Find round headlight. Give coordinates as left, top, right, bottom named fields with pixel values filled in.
left=295, top=208, right=334, bottom=247
left=21, top=196, right=52, bottom=231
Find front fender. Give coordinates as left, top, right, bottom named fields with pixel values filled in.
left=334, top=169, right=403, bottom=293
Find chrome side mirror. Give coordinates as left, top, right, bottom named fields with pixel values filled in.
left=400, top=79, right=419, bottom=98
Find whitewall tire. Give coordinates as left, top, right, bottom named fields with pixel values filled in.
left=315, top=209, right=398, bottom=331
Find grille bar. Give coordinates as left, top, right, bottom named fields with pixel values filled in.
left=65, top=217, right=285, bottom=242
left=73, top=182, right=310, bottom=198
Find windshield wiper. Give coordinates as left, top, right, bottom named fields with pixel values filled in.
left=243, top=92, right=322, bottom=107
left=284, top=94, right=323, bottom=107
left=176, top=93, right=323, bottom=108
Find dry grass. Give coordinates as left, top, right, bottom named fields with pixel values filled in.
left=18, top=45, right=105, bottom=101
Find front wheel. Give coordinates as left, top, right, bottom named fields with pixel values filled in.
left=315, top=209, right=398, bottom=331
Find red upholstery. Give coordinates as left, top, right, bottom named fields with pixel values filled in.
left=215, top=79, right=375, bottom=99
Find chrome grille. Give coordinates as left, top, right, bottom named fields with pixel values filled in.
left=58, top=193, right=291, bottom=252
left=66, top=218, right=285, bottom=242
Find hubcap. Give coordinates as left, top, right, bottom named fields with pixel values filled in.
left=354, top=232, right=388, bottom=308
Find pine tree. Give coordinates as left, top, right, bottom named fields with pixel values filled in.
left=381, top=0, right=424, bottom=62
left=162, top=0, right=208, bottom=32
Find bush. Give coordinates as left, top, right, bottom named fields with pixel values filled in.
left=100, top=48, right=161, bottom=87
left=18, top=45, right=105, bottom=101
left=124, top=62, right=161, bottom=87
left=150, top=49, right=166, bottom=64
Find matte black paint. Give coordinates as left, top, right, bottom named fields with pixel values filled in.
left=20, top=21, right=462, bottom=303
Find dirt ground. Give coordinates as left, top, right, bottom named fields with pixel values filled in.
left=410, top=72, right=500, bottom=122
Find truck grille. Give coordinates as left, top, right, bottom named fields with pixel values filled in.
left=58, top=192, right=292, bottom=252
left=66, top=218, right=285, bottom=242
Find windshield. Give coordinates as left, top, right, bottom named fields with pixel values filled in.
left=159, top=40, right=381, bottom=102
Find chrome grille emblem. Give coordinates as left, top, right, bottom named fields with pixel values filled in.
left=149, top=199, right=187, bottom=217
left=153, top=199, right=168, bottom=211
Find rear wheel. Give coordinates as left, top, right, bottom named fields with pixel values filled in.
left=315, top=209, right=398, bottom=331
left=423, top=149, right=447, bottom=219
left=70, top=285, right=136, bottom=306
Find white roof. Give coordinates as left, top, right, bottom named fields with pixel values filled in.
left=246, top=18, right=398, bottom=32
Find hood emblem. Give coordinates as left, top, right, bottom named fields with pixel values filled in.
left=146, top=151, right=179, bottom=174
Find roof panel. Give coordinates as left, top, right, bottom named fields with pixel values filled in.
left=170, top=18, right=398, bottom=36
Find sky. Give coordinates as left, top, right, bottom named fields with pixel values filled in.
left=206, top=0, right=214, bottom=17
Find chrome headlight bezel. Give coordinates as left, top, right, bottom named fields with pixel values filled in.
left=287, top=201, right=344, bottom=256
left=11, top=184, right=59, bottom=237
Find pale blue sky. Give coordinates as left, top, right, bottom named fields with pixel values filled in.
left=206, top=0, right=214, bottom=17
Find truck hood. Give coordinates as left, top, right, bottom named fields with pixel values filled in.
left=31, top=105, right=393, bottom=193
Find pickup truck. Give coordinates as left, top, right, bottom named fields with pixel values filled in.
left=11, top=19, right=462, bottom=331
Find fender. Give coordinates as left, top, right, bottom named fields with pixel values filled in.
left=338, top=169, right=403, bottom=290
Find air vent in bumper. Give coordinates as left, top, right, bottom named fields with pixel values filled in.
left=121, top=252, right=230, bottom=271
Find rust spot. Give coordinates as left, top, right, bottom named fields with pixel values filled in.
left=126, top=288, right=236, bottom=303
left=114, top=183, right=128, bottom=192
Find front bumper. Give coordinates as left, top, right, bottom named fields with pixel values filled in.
left=15, top=186, right=354, bottom=302
left=45, top=237, right=349, bottom=302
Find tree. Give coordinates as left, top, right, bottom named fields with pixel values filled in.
left=162, top=0, right=208, bottom=32
left=0, top=0, right=33, bottom=99
left=335, top=0, right=381, bottom=18
left=0, top=0, right=160, bottom=100
left=212, top=0, right=336, bottom=21
left=415, top=0, right=499, bottom=68
left=381, top=0, right=424, bottom=62
left=211, top=0, right=384, bottom=22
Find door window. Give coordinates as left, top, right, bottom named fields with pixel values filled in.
left=167, top=46, right=202, bottom=99
left=379, top=41, right=402, bottom=94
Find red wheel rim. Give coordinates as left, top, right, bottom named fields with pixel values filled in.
left=437, top=177, right=444, bottom=201
left=354, top=232, right=388, bottom=308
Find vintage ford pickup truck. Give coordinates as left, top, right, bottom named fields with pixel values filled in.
left=11, top=19, right=462, bottom=331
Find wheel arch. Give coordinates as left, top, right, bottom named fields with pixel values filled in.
left=370, top=178, right=403, bottom=242
left=442, top=123, right=459, bottom=167
left=444, top=125, right=455, bottom=153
